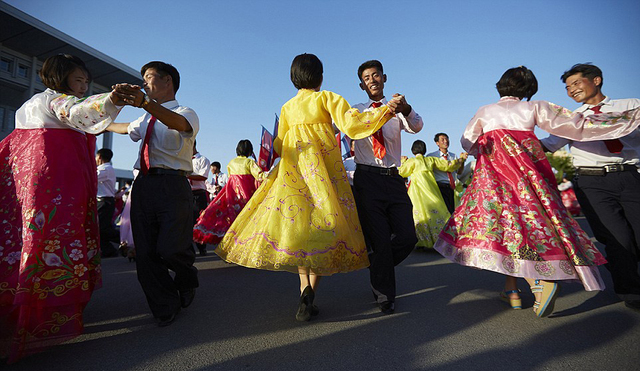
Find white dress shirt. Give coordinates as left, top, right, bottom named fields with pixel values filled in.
left=540, top=97, right=640, bottom=167
left=343, top=156, right=356, bottom=185
left=352, top=98, right=423, bottom=168
left=190, top=152, right=211, bottom=191
left=97, top=162, right=116, bottom=198
left=427, top=150, right=459, bottom=184
left=206, top=172, right=228, bottom=196
left=128, top=100, right=199, bottom=172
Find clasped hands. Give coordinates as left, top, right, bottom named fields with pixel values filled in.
left=109, top=84, right=145, bottom=107
left=386, top=93, right=412, bottom=116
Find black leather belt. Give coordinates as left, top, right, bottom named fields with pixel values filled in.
left=147, top=168, right=190, bottom=177
left=356, top=164, right=399, bottom=176
left=576, top=164, right=638, bottom=176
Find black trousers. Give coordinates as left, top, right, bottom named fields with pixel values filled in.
left=353, top=169, right=417, bottom=304
left=131, top=173, right=199, bottom=318
left=574, top=171, right=640, bottom=301
left=436, top=183, right=455, bottom=214
left=192, top=189, right=209, bottom=251
left=97, top=196, right=119, bottom=255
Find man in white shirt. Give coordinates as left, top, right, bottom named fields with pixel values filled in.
left=206, top=161, right=228, bottom=199
left=352, top=60, right=423, bottom=314
left=96, top=148, right=119, bottom=257
left=540, top=63, right=640, bottom=311
left=109, top=61, right=200, bottom=326
left=190, top=142, right=210, bottom=256
left=427, top=133, right=463, bottom=214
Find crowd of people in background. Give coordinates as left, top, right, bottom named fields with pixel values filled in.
left=1, top=53, right=640, bottom=364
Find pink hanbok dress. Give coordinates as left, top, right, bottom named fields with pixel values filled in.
left=193, top=156, right=264, bottom=245
left=434, top=96, right=640, bottom=291
left=0, top=89, right=120, bottom=363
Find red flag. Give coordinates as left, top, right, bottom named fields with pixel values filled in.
left=258, top=126, right=274, bottom=172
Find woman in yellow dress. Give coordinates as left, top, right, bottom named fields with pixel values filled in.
left=216, top=53, right=400, bottom=321
left=399, top=140, right=467, bottom=249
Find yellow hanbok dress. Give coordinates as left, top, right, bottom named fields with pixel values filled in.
left=216, top=89, right=394, bottom=275
left=398, top=154, right=462, bottom=248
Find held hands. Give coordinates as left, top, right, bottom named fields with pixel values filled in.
left=459, top=152, right=469, bottom=161
left=111, top=84, right=145, bottom=108
left=387, top=93, right=412, bottom=116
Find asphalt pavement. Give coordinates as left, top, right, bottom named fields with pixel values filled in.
left=4, top=217, right=640, bottom=371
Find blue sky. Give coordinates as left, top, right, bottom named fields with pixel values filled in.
left=6, top=0, right=640, bottom=172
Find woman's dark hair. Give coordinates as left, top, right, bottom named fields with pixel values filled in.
left=141, top=61, right=180, bottom=93
left=39, top=54, right=91, bottom=94
left=411, top=140, right=427, bottom=155
left=290, top=53, right=323, bottom=90
left=561, top=63, right=603, bottom=87
left=236, top=139, right=253, bottom=157
left=496, top=66, right=538, bottom=101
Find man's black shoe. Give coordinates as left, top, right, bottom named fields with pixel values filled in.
left=625, top=300, right=640, bottom=311
left=180, top=289, right=196, bottom=308
left=379, top=301, right=395, bottom=314
left=158, top=313, right=176, bottom=327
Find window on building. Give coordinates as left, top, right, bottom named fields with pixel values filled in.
left=0, top=57, right=13, bottom=73
left=17, top=64, right=29, bottom=78
left=0, top=107, right=5, bottom=131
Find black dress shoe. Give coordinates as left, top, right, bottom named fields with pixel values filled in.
left=625, top=300, right=640, bottom=311
left=180, top=289, right=196, bottom=308
left=198, top=247, right=207, bottom=256
left=296, top=286, right=315, bottom=322
left=158, top=313, right=176, bottom=327
left=379, top=301, right=395, bottom=314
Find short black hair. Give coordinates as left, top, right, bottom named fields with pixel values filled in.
left=39, top=54, right=92, bottom=94
left=357, top=60, right=384, bottom=81
left=141, top=61, right=180, bottom=93
left=211, top=161, right=221, bottom=169
left=561, top=63, right=603, bottom=87
left=496, top=66, right=538, bottom=101
left=96, top=148, right=113, bottom=162
left=411, top=140, right=427, bottom=155
left=236, top=139, right=253, bottom=157
left=290, top=53, right=323, bottom=90
left=434, top=133, right=448, bottom=142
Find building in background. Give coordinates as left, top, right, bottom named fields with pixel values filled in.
left=0, top=1, right=141, bottom=185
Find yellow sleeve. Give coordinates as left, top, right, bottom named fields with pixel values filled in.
left=325, top=92, right=394, bottom=140
left=432, top=156, right=463, bottom=172
left=398, top=157, right=416, bottom=178
left=248, top=158, right=265, bottom=181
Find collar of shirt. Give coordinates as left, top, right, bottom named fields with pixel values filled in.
left=366, top=97, right=387, bottom=107
left=576, top=96, right=610, bottom=113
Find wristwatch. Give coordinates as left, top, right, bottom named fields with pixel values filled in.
left=140, top=94, right=151, bottom=108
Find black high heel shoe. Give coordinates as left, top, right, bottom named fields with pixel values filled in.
left=296, top=286, right=315, bottom=322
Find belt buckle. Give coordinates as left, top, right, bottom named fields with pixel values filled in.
left=380, top=168, right=391, bottom=176
left=604, top=164, right=620, bottom=173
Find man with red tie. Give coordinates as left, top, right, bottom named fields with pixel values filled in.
left=427, top=133, right=462, bottom=214
left=109, top=61, right=200, bottom=326
left=541, top=63, right=640, bottom=311
left=352, top=60, right=423, bottom=314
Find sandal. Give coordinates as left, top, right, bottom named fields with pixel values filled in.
left=500, top=289, right=522, bottom=309
left=531, top=280, right=559, bottom=317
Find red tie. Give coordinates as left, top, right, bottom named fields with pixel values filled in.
left=443, top=153, right=455, bottom=190
left=591, top=105, right=623, bottom=153
left=370, top=102, right=386, bottom=159
left=140, top=116, right=157, bottom=175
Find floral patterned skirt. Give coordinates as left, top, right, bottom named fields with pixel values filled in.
left=0, top=129, right=101, bottom=363
left=215, top=123, right=369, bottom=275
left=434, top=129, right=606, bottom=291
left=193, top=174, right=258, bottom=245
